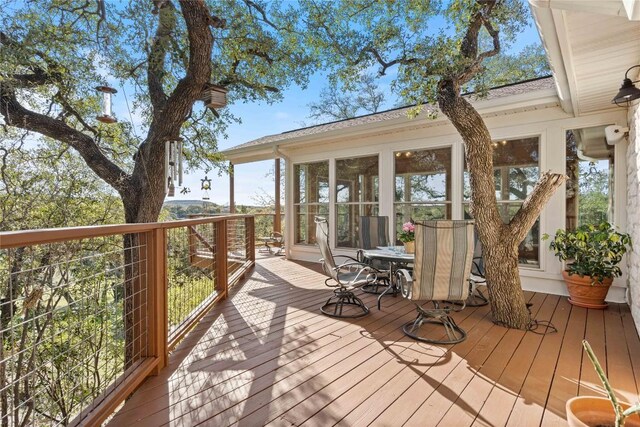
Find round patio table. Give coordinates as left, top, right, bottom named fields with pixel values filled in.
left=361, top=247, right=414, bottom=309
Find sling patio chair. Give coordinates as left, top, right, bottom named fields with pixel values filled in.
left=356, top=215, right=393, bottom=294
left=315, top=216, right=381, bottom=318
left=395, top=220, right=475, bottom=344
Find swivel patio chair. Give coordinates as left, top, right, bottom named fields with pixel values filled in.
left=357, top=215, right=392, bottom=294
left=395, top=220, right=475, bottom=344
left=315, top=216, right=379, bottom=318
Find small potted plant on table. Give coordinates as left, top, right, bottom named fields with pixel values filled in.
left=544, top=222, right=632, bottom=309
left=399, top=221, right=415, bottom=254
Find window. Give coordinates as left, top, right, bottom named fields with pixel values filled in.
left=565, top=126, right=614, bottom=231
left=294, top=161, right=329, bottom=244
left=463, top=136, right=540, bottom=266
left=395, top=147, right=452, bottom=242
left=335, top=155, right=379, bottom=248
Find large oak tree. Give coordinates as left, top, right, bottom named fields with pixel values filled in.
left=301, top=0, right=564, bottom=329
left=1, top=0, right=313, bottom=224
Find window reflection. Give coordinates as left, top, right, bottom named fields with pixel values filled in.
left=463, top=136, right=540, bottom=267
left=294, top=161, right=329, bottom=244
left=335, top=155, right=379, bottom=248
left=565, top=126, right=614, bottom=230
left=394, top=147, right=452, bottom=242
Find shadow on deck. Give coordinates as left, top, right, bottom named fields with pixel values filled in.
left=109, top=254, right=640, bottom=426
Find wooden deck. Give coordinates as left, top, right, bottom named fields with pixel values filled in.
left=109, top=254, right=640, bottom=427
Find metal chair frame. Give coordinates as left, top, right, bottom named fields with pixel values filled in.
left=315, top=217, right=382, bottom=318
left=356, top=216, right=394, bottom=295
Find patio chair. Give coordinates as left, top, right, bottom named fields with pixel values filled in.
left=357, top=216, right=392, bottom=294
left=315, top=216, right=379, bottom=318
left=395, top=220, right=475, bottom=344
left=259, top=231, right=284, bottom=255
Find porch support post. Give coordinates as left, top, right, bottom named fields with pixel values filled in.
left=229, top=162, right=235, bottom=214
left=274, top=158, right=281, bottom=233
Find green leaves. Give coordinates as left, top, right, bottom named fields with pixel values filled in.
left=544, top=222, right=632, bottom=283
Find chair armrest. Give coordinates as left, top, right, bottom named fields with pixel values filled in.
left=396, top=268, right=413, bottom=298
left=333, top=254, right=360, bottom=263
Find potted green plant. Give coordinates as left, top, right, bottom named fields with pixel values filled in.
left=566, top=340, right=640, bottom=427
left=543, top=222, right=632, bottom=309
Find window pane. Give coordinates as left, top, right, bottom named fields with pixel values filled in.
left=294, top=161, right=329, bottom=245
left=335, top=156, right=379, bottom=248
left=294, top=161, right=329, bottom=204
left=394, top=147, right=451, bottom=242
left=463, top=137, right=540, bottom=202
left=565, top=127, right=614, bottom=230
left=395, top=148, right=451, bottom=202
left=336, top=156, right=379, bottom=203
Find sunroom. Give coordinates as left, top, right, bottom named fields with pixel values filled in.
left=222, top=76, right=631, bottom=304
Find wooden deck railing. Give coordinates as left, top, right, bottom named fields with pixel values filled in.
left=0, top=215, right=255, bottom=426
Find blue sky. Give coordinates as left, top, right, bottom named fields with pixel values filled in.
left=171, top=15, right=544, bottom=207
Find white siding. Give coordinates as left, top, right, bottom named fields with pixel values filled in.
left=627, top=102, right=640, bottom=332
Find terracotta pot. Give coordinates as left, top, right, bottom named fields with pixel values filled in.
left=403, top=241, right=415, bottom=254
left=562, top=270, right=612, bottom=309
left=566, top=396, right=640, bottom=427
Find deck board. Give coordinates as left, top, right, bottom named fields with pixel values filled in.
left=109, top=255, right=640, bottom=427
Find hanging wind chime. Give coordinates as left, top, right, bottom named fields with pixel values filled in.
left=201, top=176, right=212, bottom=200
left=95, top=86, right=118, bottom=123
left=164, top=138, right=183, bottom=197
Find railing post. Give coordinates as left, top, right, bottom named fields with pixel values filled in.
left=246, top=216, right=255, bottom=263
left=215, top=220, right=229, bottom=299
left=148, top=228, right=168, bottom=375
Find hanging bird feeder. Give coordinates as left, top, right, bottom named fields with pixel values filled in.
left=201, top=176, right=212, bottom=200
left=95, top=86, right=118, bottom=123
left=164, top=138, right=183, bottom=197
left=199, top=84, right=228, bottom=110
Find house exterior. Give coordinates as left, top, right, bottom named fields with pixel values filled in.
left=222, top=0, right=640, bottom=333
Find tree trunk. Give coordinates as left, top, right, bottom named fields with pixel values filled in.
left=484, top=238, right=530, bottom=327
left=437, top=79, right=564, bottom=330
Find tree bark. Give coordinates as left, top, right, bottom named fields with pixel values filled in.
left=437, top=78, right=565, bottom=329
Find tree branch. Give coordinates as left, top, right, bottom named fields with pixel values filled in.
left=457, top=1, right=501, bottom=85
left=0, top=87, right=128, bottom=193
left=508, top=171, right=566, bottom=242
left=146, top=1, right=176, bottom=111
left=362, top=47, right=415, bottom=76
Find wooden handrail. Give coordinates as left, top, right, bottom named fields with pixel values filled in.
left=0, top=214, right=253, bottom=249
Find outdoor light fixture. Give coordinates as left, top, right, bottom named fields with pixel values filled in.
left=95, top=86, right=118, bottom=123
left=612, top=65, right=640, bottom=106
left=164, top=138, right=183, bottom=197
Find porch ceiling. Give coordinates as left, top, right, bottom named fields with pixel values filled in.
left=532, top=0, right=640, bottom=116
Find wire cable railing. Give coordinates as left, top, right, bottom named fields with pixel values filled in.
left=0, top=215, right=254, bottom=426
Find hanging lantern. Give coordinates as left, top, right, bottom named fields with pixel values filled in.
left=199, top=84, right=228, bottom=110
left=201, top=176, right=212, bottom=200
left=164, top=138, right=183, bottom=197
left=95, top=86, right=118, bottom=124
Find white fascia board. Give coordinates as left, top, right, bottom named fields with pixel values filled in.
left=529, top=1, right=575, bottom=115
left=529, top=0, right=629, bottom=18
left=623, top=0, right=640, bottom=20
left=224, top=88, right=559, bottom=164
